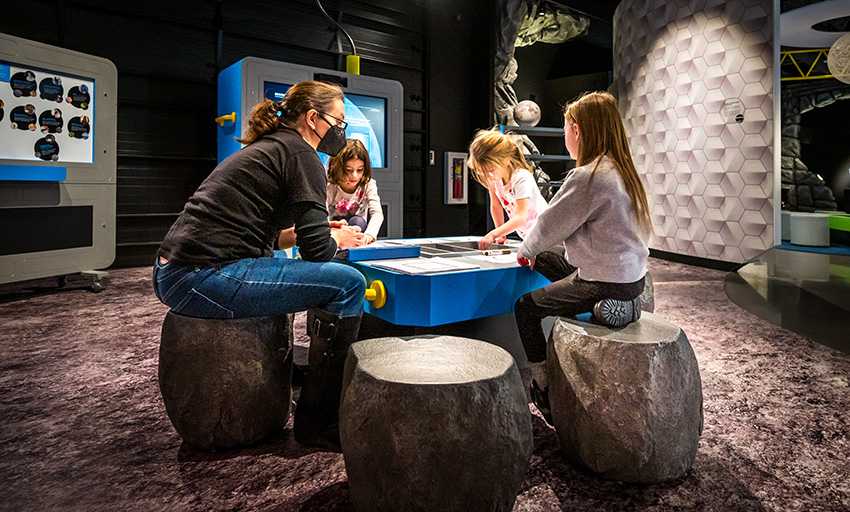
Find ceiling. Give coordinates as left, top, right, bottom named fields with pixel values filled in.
left=781, top=0, right=850, bottom=48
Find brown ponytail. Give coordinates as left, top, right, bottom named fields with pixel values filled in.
left=238, top=80, right=344, bottom=145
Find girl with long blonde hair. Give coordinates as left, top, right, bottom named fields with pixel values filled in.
left=514, top=91, right=651, bottom=422
left=467, top=129, right=550, bottom=249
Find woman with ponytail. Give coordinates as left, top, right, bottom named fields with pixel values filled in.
left=154, top=80, right=366, bottom=451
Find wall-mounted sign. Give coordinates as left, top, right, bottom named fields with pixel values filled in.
left=722, top=98, right=745, bottom=124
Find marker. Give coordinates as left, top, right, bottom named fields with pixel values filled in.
left=481, top=248, right=512, bottom=256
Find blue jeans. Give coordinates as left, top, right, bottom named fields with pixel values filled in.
left=152, top=253, right=366, bottom=319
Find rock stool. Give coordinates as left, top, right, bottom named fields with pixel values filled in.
left=158, top=311, right=293, bottom=450
left=789, top=212, right=830, bottom=246
left=340, top=336, right=532, bottom=512
left=548, top=313, right=703, bottom=482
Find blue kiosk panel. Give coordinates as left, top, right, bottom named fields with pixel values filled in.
left=349, top=237, right=550, bottom=327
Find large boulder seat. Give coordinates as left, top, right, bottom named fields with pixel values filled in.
left=158, top=311, right=293, bottom=450
left=548, top=312, right=703, bottom=483
left=340, top=336, right=533, bottom=512
left=789, top=212, right=830, bottom=247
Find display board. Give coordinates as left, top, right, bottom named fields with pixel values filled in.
left=0, top=32, right=117, bottom=285
left=1, top=62, right=94, bottom=164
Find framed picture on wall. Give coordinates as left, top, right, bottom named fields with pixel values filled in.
left=444, top=151, right=468, bottom=205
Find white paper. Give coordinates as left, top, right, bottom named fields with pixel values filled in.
left=467, top=253, right=519, bottom=264
left=366, top=256, right=480, bottom=275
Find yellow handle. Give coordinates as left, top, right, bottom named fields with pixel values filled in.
left=215, top=112, right=236, bottom=127
left=346, top=54, right=361, bottom=76
left=364, top=280, right=386, bottom=309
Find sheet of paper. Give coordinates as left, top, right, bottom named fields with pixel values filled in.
left=466, top=253, right=518, bottom=264
left=368, top=241, right=410, bottom=248
left=367, top=257, right=480, bottom=275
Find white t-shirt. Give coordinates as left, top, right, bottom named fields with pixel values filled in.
left=492, top=168, right=549, bottom=239
left=326, top=179, right=384, bottom=238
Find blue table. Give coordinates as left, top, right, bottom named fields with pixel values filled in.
left=348, top=236, right=550, bottom=327
left=345, top=236, right=553, bottom=367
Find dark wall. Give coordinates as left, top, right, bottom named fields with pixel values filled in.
left=426, top=0, right=492, bottom=237
left=510, top=32, right=614, bottom=181
left=513, top=43, right=561, bottom=107
left=799, top=99, right=850, bottom=200
left=2, top=0, right=490, bottom=267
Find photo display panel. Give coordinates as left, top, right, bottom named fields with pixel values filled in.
left=0, top=61, right=94, bottom=164
left=264, top=81, right=387, bottom=168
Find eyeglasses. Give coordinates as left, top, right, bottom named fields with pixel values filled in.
left=317, top=110, right=348, bottom=131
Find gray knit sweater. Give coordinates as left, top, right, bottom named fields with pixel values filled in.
left=518, top=156, right=649, bottom=283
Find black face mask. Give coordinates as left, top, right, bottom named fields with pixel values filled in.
left=313, top=115, right=347, bottom=156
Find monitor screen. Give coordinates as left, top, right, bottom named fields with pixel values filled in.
left=264, top=81, right=387, bottom=168
left=0, top=61, right=94, bottom=164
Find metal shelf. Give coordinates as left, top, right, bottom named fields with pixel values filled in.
left=502, top=125, right=565, bottom=137
left=527, top=154, right=574, bottom=162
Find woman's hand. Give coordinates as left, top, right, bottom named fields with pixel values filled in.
left=494, top=235, right=507, bottom=245
left=362, top=234, right=376, bottom=245
left=331, top=226, right=366, bottom=249
left=277, top=227, right=297, bottom=249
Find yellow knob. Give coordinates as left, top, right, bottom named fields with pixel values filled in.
left=215, top=112, right=236, bottom=127
left=346, top=54, right=361, bottom=76
left=364, top=279, right=386, bottom=309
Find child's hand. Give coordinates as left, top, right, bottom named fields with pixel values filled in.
left=494, top=235, right=507, bottom=244
left=331, top=227, right=366, bottom=249
left=478, top=233, right=496, bottom=250
left=363, top=234, right=376, bottom=245
left=329, top=219, right=348, bottom=229
left=517, top=255, right=535, bottom=269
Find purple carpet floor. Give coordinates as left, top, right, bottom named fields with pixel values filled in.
left=0, top=258, right=848, bottom=511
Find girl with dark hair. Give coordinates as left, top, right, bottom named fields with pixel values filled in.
left=325, top=139, right=383, bottom=243
left=154, top=80, right=366, bottom=451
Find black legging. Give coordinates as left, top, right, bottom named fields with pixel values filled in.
left=515, top=250, right=645, bottom=362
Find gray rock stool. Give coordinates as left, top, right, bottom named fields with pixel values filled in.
left=340, top=336, right=532, bottom=512
left=548, top=313, right=702, bottom=482
left=158, top=311, right=292, bottom=450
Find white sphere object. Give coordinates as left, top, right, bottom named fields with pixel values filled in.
left=514, top=100, right=541, bottom=127
left=828, top=33, right=850, bottom=85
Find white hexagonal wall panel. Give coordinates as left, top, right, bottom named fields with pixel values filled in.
left=614, top=0, right=774, bottom=263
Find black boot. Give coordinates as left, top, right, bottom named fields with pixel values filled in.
left=293, top=309, right=361, bottom=452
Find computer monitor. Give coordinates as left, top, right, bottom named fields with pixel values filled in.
left=264, top=81, right=387, bottom=168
